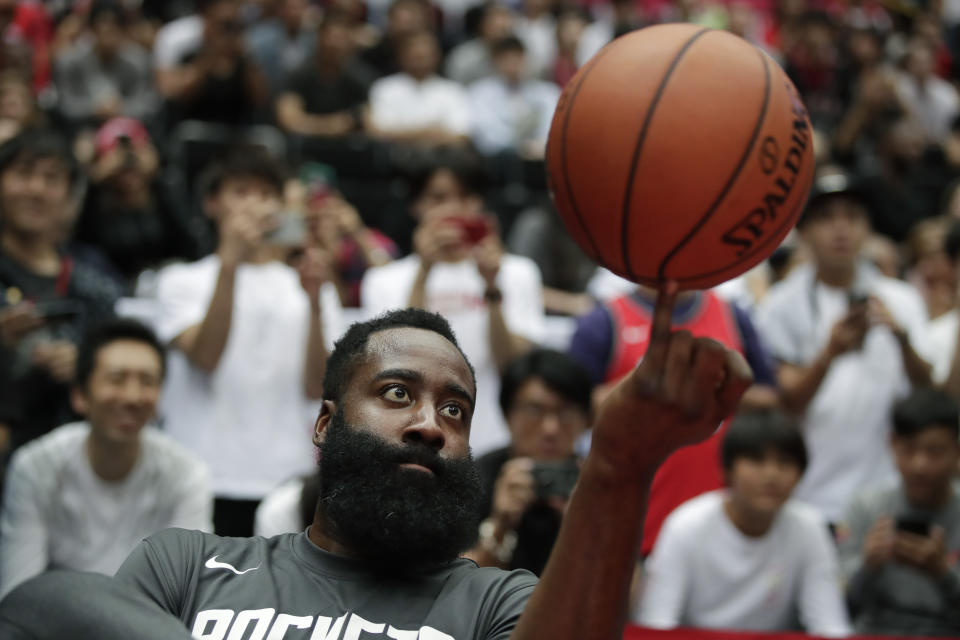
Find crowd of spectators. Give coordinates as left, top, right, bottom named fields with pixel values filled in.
left=0, top=0, right=960, bottom=636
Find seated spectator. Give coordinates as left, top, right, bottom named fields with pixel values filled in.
left=0, top=130, right=122, bottom=451
left=445, top=2, right=515, bottom=86
left=247, top=0, right=317, bottom=96
left=0, top=0, right=52, bottom=93
left=0, top=319, right=212, bottom=599
left=468, top=36, right=559, bottom=158
left=368, top=30, right=472, bottom=147
left=636, top=411, right=851, bottom=637
left=0, top=70, right=43, bottom=145
left=514, top=0, right=555, bottom=80
left=275, top=12, right=375, bottom=139
left=895, top=38, right=960, bottom=143
left=74, top=118, right=200, bottom=290
left=464, top=348, right=592, bottom=575
left=360, top=0, right=434, bottom=78
left=551, top=8, right=588, bottom=88
left=154, top=148, right=342, bottom=537
left=924, top=220, right=960, bottom=390
left=838, top=387, right=960, bottom=636
left=254, top=471, right=320, bottom=537
left=156, top=0, right=267, bottom=127
left=361, top=159, right=545, bottom=455
left=53, top=1, right=159, bottom=134
left=757, top=166, right=932, bottom=526
left=570, top=283, right=779, bottom=555
left=904, top=217, right=954, bottom=322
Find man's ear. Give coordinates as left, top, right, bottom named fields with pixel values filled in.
left=70, top=386, right=88, bottom=417
left=313, top=400, right=337, bottom=447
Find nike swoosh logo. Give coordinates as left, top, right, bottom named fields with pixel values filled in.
left=204, top=555, right=260, bottom=575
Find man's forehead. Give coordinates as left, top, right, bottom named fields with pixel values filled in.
left=364, top=327, right=473, bottom=384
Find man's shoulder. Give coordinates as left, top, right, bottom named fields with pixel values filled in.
left=873, top=274, right=924, bottom=309
left=156, top=256, right=219, bottom=289
left=779, top=499, right=830, bottom=532
left=10, top=422, right=88, bottom=473
left=137, top=527, right=296, bottom=570
left=665, top=490, right=725, bottom=532
left=443, top=561, right=538, bottom=598
left=140, top=428, right=208, bottom=478
left=760, top=265, right=811, bottom=310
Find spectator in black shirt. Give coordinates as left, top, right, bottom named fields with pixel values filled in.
left=74, top=118, right=199, bottom=289
left=275, top=12, right=374, bottom=138
left=466, top=348, right=593, bottom=575
left=0, top=130, right=121, bottom=451
left=360, top=0, right=434, bottom=78
left=157, top=0, right=268, bottom=127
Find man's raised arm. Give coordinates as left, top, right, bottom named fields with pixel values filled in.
left=510, top=282, right=753, bottom=640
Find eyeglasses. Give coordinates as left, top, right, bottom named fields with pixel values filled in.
left=510, top=402, right=587, bottom=428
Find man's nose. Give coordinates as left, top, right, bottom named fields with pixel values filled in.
left=402, top=406, right=446, bottom=452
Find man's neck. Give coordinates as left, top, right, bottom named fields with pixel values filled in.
left=909, top=482, right=955, bottom=512
left=1, top=231, right=60, bottom=276
left=816, top=263, right=856, bottom=289
left=308, top=513, right=358, bottom=558
left=723, top=495, right=776, bottom=538
left=86, top=431, right=140, bottom=483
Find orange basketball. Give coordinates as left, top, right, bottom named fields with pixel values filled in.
left=545, top=23, right=815, bottom=290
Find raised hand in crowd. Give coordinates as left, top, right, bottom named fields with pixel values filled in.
left=862, top=515, right=895, bottom=571
left=894, top=526, right=951, bottom=578
left=0, top=304, right=44, bottom=349
left=31, top=341, right=78, bottom=385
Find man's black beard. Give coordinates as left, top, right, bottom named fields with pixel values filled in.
left=317, top=409, right=483, bottom=573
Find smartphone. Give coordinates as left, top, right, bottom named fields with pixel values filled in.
left=448, top=216, right=492, bottom=246
left=531, top=459, right=580, bottom=500
left=895, top=516, right=931, bottom=537
left=300, top=163, right=338, bottom=209
left=265, top=211, right=307, bottom=246
left=32, top=299, right=82, bottom=324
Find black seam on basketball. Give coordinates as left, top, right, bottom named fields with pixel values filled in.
left=665, top=170, right=812, bottom=283
left=654, top=44, right=773, bottom=283
left=619, top=27, right=711, bottom=282
left=558, top=45, right=617, bottom=268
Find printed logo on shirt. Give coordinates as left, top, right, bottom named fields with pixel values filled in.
left=204, top=555, right=260, bottom=575
left=192, top=609, right=455, bottom=640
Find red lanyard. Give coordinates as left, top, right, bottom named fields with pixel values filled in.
left=54, top=256, right=73, bottom=297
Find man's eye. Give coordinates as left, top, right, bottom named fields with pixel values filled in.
left=383, top=386, right=409, bottom=402
left=440, top=404, right=462, bottom=419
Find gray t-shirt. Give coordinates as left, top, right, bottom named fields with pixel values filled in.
left=114, top=528, right=538, bottom=640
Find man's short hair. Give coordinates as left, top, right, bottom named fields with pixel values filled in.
left=0, top=128, right=80, bottom=188
left=721, top=410, right=808, bottom=473
left=89, top=0, right=127, bottom=26
left=322, top=308, right=475, bottom=404
left=75, top=319, right=167, bottom=390
left=200, top=147, right=285, bottom=198
left=409, top=152, right=487, bottom=201
left=492, top=35, right=525, bottom=58
left=892, top=387, right=960, bottom=440
left=498, top=348, right=592, bottom=417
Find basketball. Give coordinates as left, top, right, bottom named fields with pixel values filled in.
left=545, top=23, right=815, bottom=290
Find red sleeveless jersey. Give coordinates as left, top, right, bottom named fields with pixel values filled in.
left=604, top=291, right=744, bottom=556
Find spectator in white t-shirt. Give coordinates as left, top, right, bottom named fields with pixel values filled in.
left=361, top=160, right=545, bottom=455
left=468, top=36, right=560, bottom=158
left=368, top=30, right=472, bottom=147
left=635, top=411, right=851, bottom=637
left=154, top=149, right=342, bottom=537
left=923, top=220, right=960, bottom=393
left=0, top=319, right=212, bottom=599
left=756, top=167, right=932, bottom=524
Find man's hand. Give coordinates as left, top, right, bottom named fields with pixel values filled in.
left=32, top=341, right=78, bottom=384
left=589, top=283, right=753, bottom=475
left=826, top=305, right=869, bottom=357
left=491, top=458, right=536, bottom=532
left=868, top=296, right=907, bottom=340
left=863, top=516, right=895, bottom=570
left=473, top=233, right=503, bottom=287
left=297, top=247, right=332, bottom=309
left=217, top=198, right=276, bottom=267
left=0, top=304, right=43, bottom=348
left=412, top=211, right=466, bottom=269
left=894, top=526, right=950, bottom=577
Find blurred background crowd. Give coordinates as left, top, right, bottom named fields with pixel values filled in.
left=0, top=0, right=960, bottom=636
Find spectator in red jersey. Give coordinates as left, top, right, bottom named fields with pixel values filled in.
left=568, top=284, right=779, bottom=556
